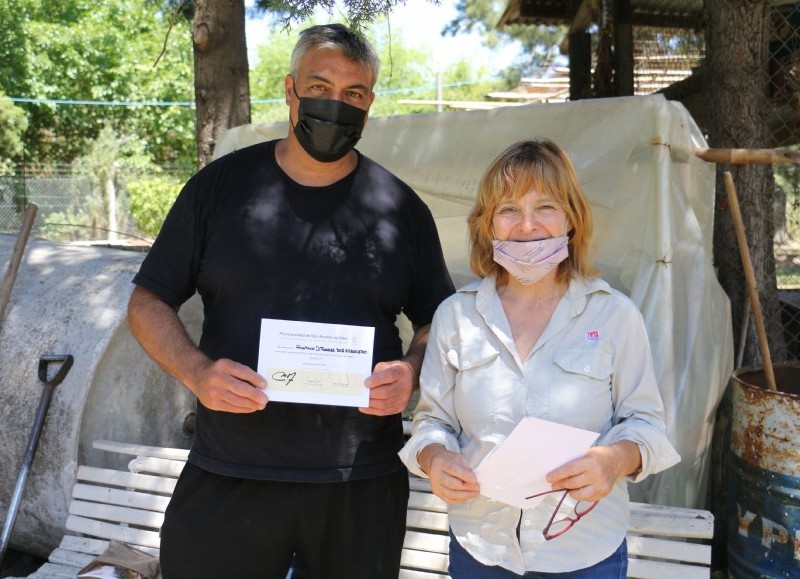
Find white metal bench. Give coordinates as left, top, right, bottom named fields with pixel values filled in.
left=14, top=440, right=714, bottom=578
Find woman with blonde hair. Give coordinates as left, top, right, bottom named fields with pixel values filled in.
left=400, top=139, right=679, bottom=577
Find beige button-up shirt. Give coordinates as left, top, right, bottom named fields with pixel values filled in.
left=399, top=276, right=680, bottom=574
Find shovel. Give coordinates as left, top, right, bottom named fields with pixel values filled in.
left=0, top=354, right=74, bottom=569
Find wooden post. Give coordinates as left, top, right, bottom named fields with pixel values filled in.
left=612, top=0, right=634, bottom=96
left=723, top=172, right=778, bottom=391
left=0, top=203, right=38, bottom=329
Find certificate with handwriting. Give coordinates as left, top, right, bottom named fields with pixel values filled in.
left=257, top=319, right=374, bottom=407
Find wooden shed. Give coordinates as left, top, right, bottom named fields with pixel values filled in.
left=497, top=0, right=800, bottom=146
left=497, top=0, right=703, bottom=98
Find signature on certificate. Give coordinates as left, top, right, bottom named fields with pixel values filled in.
left=271, top=371, right=297, bottom=386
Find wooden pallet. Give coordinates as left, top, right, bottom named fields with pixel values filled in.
left=13, top=439, right=714, bottom=578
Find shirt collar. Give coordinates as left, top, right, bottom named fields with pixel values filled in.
left=463, top=275, right=614, bottom=316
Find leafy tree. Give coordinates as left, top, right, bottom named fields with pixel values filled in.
left=128, top=176, right=182, bottom=237
left=37, top=125, right=164, bottom=241
left=0, top=0, right=196, bottom=168
left=444, top=0, right=565, bottom=84
left=256, top=0, right=429, bottom=31
left=249, top=15, right=503, bottom=123
left=0, top=93, right=28, bottom=176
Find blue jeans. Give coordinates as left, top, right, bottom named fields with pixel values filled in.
left=448, top=531, right=628, bottom=578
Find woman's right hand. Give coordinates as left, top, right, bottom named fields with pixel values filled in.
left=418, top=444, right=480, bottom=504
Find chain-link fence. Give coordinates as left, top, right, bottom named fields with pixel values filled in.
left=0, top=164, right=190, bottom=248
left=1, top=166, right=132, bottom=243
left=770, top=2, right=800, bottom=362
left=617, top=0, right=800, bottom=363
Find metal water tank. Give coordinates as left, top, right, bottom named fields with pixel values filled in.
left=0, top=234, right=200, bottom=557
left=728, top=363, right=800, bottom=578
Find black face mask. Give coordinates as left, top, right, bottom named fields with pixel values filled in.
left=291, top=80, right=368, bottom=163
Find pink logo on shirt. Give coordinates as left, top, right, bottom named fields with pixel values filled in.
left=586, top=330, right=600, bottom=341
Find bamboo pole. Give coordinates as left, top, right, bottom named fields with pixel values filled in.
left=662, top=142, right=800, bottom=165
left=696, top=148, right=800, bottom=165
left=0, top=203, right=37, bottom=329
left=723, top=172, right=778, bottom=392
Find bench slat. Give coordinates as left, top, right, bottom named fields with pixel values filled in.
left=76, top=466, right=176, bottom=495
left=406, top=509, right=449, bottom=533
left=57, top=535, right=109, bottom=557
left=408, top=490, right=447, bottom=513
left=627, top=534, right=711, bottom=565
left=66, top=515, right=161, bottom=550
left=399, top=570, right=448, bottom=579
left=403, top=529, right=449, bottom=554
left=73, top=482, right=171, bottom=513
left=94, top=439, right=190, bottom=461
left=401, top=547, right=449, bottom=573
left=69, top=499, right=164, bottom=530
left=46, top=547, right=94, bottom=569
left=128, top=456, right=185, bottom=478
left=26, top=562, right=82, bottom=578
left=57, top=535, right=159, bottom=559
left=629, top=502, right=714, bottom=540
left=627, top=557, right=711, bottom=579
left=409, top=476, right=433, bottom=493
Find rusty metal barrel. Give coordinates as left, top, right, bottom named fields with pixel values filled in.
left=728, top=363, right=800, bottom=578
left=0, top=234, right=201, bottom=557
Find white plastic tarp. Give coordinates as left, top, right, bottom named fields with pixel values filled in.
left=215, top=94, right=734, bottom=509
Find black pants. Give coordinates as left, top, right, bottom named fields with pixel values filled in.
left=160, top=462, right=409, bottom=579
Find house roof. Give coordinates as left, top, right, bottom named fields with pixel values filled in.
left=498, top=0, right=704, bottom=30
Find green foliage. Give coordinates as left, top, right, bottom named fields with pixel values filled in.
left=0, top=93, right=28, bottom=175
left=66, top=125, right=172, bottom=239
left=0, top=0, right=196, bottom=167
left=128, top=176, right=181, bottom=237
left=444, top=0, right=565, bottom=83
left=250, top=25, right=298, bottom=123
left=249, top=14, right=506, bottom=123
left=255, top=0, right=430, bottom=32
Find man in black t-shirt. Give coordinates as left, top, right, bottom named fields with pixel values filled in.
left=127, top=23, right=454, bottom=579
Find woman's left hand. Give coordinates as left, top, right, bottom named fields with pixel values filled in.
left=544, top=440, right=642, bottom=502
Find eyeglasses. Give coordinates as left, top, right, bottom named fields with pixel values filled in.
left=524, top=489, right=598, bottom=540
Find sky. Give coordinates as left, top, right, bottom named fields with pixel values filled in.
left=245, top=0, right=521, bottom=75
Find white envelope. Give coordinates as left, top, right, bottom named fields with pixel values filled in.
left=474, top=417, right=599, bottom=509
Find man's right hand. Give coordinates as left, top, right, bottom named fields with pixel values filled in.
left=190, top=357, right=268, bottom=413
left=127, top=286, right=268, bottom=414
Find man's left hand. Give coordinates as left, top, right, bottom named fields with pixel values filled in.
left=360, top=360, right=415, bottom=416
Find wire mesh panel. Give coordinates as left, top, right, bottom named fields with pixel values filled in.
left=768, top=3, right=800, bottom=360
left=0, top=165, right=153, bottom=246
left=627, top=0, right=800, bottom=364
left=628, top=1, right=705, bottom=96
left=768, top=1, right=800, bottom=362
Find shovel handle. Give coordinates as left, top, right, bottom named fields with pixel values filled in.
left=38, top=354, right=74, bottom=387
left=0, top=353, right=74, bottom=568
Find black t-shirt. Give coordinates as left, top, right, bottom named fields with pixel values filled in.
left=133, top=140, right=455, bottom=482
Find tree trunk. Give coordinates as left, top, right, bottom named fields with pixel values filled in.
left=704, top=0, right=782, bottom=573
left=706, top=0, right=785, bottom=368
left=192, top=0, right=251, bottom=168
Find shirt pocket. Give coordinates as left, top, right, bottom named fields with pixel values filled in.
left=553, top=347, right=613, bottom=381
left=551, top=347, right=614, bottom=431
left=447, top=342, right=500, bottom=372
left=450, top=342, right=505, bottom=424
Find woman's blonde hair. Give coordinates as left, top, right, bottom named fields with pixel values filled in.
left=468, top=139, right=597, bottom=285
